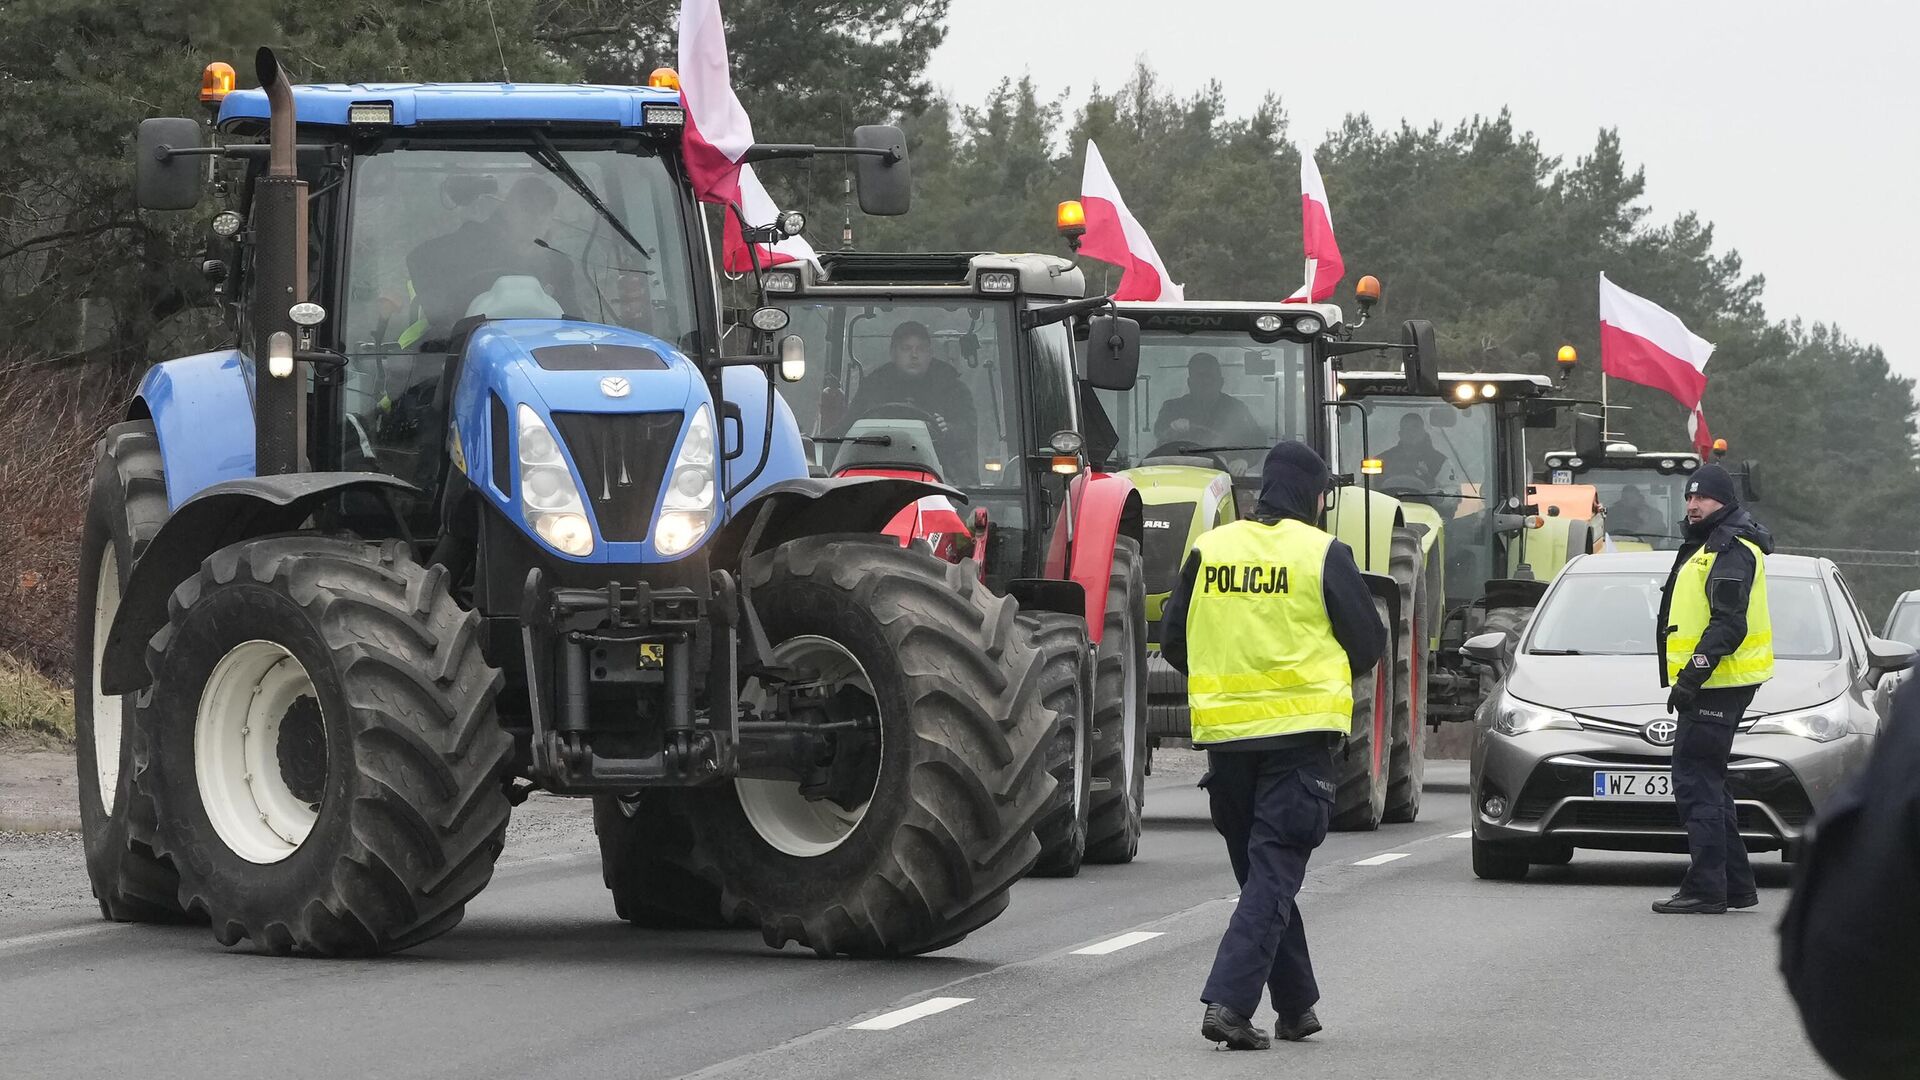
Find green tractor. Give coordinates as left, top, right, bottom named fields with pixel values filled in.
left=1332, top=368, right=1602, bottom=727
left=1085, top=286, right=1441, bottom=829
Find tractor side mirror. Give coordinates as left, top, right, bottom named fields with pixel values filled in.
left=1524, top=399, right=1562, bottom=429
left=1082, top=315, right=1140, bottom=391
left=1573, top=411, right=1605, bottom=460
left=1402, top=319, right=1440, bottom=397
left=1740, top=460, right=1762, bottom=503
left=1460, top=632, right=1507, bottom=667
left=135, top=117, right=205, bottom=211
left=852, top=125, right=911, bottom=216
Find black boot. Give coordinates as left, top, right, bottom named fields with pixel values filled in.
left=1275, top=1007, right=1323, bottom=1041
left=1652, top=893, right=1727, bottom=914
left=1728, top=892, right=1758, bottom=909
left=1202, top=1004, right=1271, bottom=1050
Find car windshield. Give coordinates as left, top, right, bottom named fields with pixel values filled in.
left=1528, top=570, right=1841, bottom=660
left=1096, top=332, right=1311, bottom=478
left=1339, top=397, right=1495, bottom=592
left=1886, top=601, right=1920, bottom=647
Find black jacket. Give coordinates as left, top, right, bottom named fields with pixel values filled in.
left=1655, top=505, right=1774, bottom=691
left=844, top=360, right=980, bottom=484
left=1161, top=488, right=1387, bottom=753
left=1779, top=675, right=1920, bottom=1079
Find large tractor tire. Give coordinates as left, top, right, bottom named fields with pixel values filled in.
left=593, top=792, right=727, bottom=928
left=73, top=421, right=189, bottom=923
left=1332, top=597, right=1393, bottom=831
left=134, top=537, right=513, bottom=956
left=681, top=535, right=1055, bottom=957
left=1027, top=612, right=1093, bottom=878
left=1384, top=528, right=1429, bottom=824
left=1475, top=605, right=1533, bottom=706
left=1085, top=536, right=1150, bottom=864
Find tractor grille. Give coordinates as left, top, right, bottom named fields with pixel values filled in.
left=551, top=411, right=680, bottom=543
left=1140, top=503, right=1197, bottom=596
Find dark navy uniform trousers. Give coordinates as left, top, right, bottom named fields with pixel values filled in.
left=1674, top=685, right=1760, bottom=902
left=1199, top=743, right=1335, bottom=1019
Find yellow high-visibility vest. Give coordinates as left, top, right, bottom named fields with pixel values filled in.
left=1665, top=538, right=1774, bottom=688
left=1186, top=518, right=1353, bottom=745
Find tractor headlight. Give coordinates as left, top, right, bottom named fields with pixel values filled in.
left=1749, top=700, right=1851, bottom=743
left=517, top=404, right=593, bottom=557
left=656, top=405, right=715, bottom=557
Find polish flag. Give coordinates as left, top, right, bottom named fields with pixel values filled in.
left=722, top=164, right=821, bottom=274
left=677, top=0, right=753, bottom=207
left=1599, top=273, right=1715, bottom=413
left=1078, top=141, right=1184, bottom=302
left=1285, top=147, right=1344, bottom=303
left=1686, top=404, right=1713, bottom=457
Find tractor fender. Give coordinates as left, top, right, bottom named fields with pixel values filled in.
left=1328, top=487, right=1404, bottom=575
left=1361, top=570, right=1401, bottom=638
left=706, top=475, right=962, bottom=570
left=1484, top=577, right=1549, bottom=611
left=99, top=472, right=418, bottom=695
left=1044, top=471, right=1142, bottom=644
left=132, top=349, right=257, bottom=510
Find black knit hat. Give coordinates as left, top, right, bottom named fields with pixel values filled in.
left=1256, top=440, right=1330, bottom=520
left=1685, top=463, right=1739, bottom=507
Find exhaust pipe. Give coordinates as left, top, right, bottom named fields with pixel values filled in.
left=249, top=46, right=309, bottom=475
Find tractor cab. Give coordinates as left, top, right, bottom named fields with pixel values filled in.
left=1541, top=443, right=1704, bottom=551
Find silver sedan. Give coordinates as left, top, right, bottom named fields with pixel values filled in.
left=1462, top=551, right=1915, bottom=880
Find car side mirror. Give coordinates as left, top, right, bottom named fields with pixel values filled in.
left=1082, top=315, right=1140, bottom=391
left=135, top=117, right=205, bottom=211
left=1867, top=636, right=1917, bottom=675
left=852, top=125, right=911, bottom=216
left=1461, top=631, right=1506, bottom=667
left=1402, top=319, right=1440, bottom=397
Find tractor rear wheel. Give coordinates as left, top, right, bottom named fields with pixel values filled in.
left=1028, top=613, right=1093, bottom=878
left=1332, top=597, right=1392, bottom=831
left=1384, top=528, right=1429, bottom=824
left=1085, top=536, right=1149, bottom=864
left=73, top=421, right=189, bottom=923
left=682, top=535, right=1055, bottom=957
left=594, top=792, right=727, bottom=927
left=135, top=537, right=512, bottom=955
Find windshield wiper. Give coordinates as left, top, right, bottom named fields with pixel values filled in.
left=1529, top=649, right=1587, bottom=655
left=528, top=133, right=653, bottom=261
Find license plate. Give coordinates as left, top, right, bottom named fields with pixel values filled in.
left=638, top=643, right=665, bottom=669
left=1592, top=770, right=1673, bottom=800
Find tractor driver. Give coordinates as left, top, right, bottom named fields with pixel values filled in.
left=398, top=176, right=581, bottom=350
left=1610, top=484, right=1662, bottom=537
left=1378, top=412, right=1452, bottom=490
left=1154, top=353, right=1264, bottom=450
left=844, top=321, right=981, bottom=484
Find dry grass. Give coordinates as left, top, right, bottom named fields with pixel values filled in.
left=0, top=652, right=72, bottom=743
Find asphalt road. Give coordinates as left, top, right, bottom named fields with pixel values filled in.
left=0, top=755, right=1832, bottom=1080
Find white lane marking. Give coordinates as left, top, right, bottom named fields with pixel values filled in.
left=0, top=923, right=124, bottom=954
left=1450, top=831, right=1473, bottom=839
left=1073, top=931, right=1164, bottom=955
left=849, top=997, right=973, bottom=1031
left=1352, top=852, right=1411, bottom=866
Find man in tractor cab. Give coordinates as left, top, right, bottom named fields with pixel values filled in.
left=1153, top=352, right=1264, bottom=449
left=400, top=176, right=580, bottom=349
left=1378, top=411, right=1451, bottom=489
left=1161, top=440, right=1387, bottom=1050
left=1608, top=484, right=1662, bottom=537
left=842, top=320, right=980, bottom=484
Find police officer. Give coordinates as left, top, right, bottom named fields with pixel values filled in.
left=1653, top=462, right=1774, bottom=914
left=1161, top=440, right=1387, bottom=1050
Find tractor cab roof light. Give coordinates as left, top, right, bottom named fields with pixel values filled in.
left=1453, top=383, right=1476, bottom=403
left=200, top=62, right=236, bottom=105
left=978, top=271, right=1017, bottom=294
left=762, top=270, right=800, bottom=294
left=348, top=102, right=394, bottom=126
left=648, top=67, right=682, bottom=90
left=643, top=104, right=685, bottom=127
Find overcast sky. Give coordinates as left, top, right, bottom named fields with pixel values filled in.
left=925, top=0, right=1919, bottom=380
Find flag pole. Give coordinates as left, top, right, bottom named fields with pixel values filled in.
left=1602, top=371, right=1611, bottom=441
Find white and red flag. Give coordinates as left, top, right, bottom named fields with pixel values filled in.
left=1285, top=146, right=1344, bottom=303
left=677, top=0, right=753, bottom=207
left=1599, top=273, right=1716, bottom=450
left=1078, top=140, right=1183, bottom=301
left=722, top=164, right=821, bottom=273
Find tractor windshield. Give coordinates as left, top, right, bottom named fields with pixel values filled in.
left=1339, top=397, right=1496, bottom=595
left=1098, top=333, right=1312, bottom=479
left=1581, top=467, right=1688, bottom=547
left=335, top=143, right=699, bottom=487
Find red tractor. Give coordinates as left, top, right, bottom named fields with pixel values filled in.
left=767, top=251, right=1150, bottom=875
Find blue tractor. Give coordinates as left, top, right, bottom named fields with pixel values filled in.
left=73, top=50, right=1062, bottom=957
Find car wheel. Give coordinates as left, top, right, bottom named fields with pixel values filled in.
left=1471, top=835, right=1530, bottom=880
left=1528, top=843, right=1574, bottom=866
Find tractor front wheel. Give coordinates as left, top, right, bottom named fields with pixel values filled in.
left=1332, top=597, right=1392, bottom=831
left=135, top=537, right=512, bottom=955
left=1384, top=528, right=1429, bottom=824
left=1085, top=536, right=1149, bottom=864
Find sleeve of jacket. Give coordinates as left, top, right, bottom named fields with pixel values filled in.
left=1159, top=550, right=1202, bottom=675
left=1323, top=539, right=1388, bottom=677
left=1159, top=550, right=1201, bottom=675
left=1678, top=541, right=1755, bottom=690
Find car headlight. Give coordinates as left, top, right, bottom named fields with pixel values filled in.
left=517, top=404, right=593, bottom=557
left=1491, top=694, right=1582, bottom=736
left=1749, top=700, right=1851, bottom=743
left=655, top=404, right=715, bottom=557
